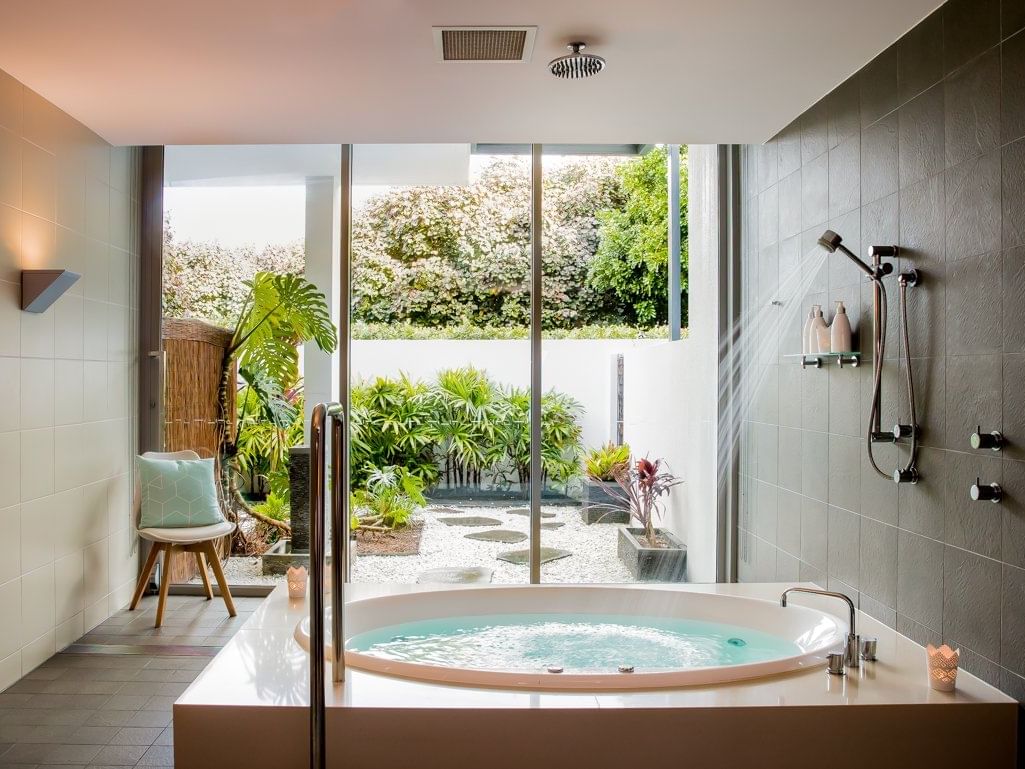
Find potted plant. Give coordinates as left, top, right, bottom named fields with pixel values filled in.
left=580, top=443, right=632, bottom=524
left=606, top=457, right=687, bottom=581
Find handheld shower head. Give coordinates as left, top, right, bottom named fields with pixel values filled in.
left=818, top=229, right=843, bottom=253
left=818, top=229, right=884, bottom=280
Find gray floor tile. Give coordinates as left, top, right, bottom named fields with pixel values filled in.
left=135, top=745, right=173, bottom=766
left=108, top=728, right=161, bottom=747
left=37, top=743, right=102, bottom=764
left=86, top=745, right=147, bottom=766
left=122, top=714, right=169, bottom=730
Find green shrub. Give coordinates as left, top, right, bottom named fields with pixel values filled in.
left=351, top=466, right=427, bottom=530
left=351, top=321, right=675, bottom=340
left=584, top=442, right=631, bottom=482
left=349, top=375, right=439, bottom=488
left=348, top=368, right=585, bottom=491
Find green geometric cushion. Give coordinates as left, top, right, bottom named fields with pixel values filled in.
left=138, top=456, right=225, bottom=529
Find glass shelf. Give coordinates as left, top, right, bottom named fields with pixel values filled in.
left=784, top=352, right=861, bottom=369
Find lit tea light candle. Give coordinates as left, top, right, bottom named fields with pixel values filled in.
left=287, top=566, right=308, bottom=599
left=926, top=643, right=959, bottom=692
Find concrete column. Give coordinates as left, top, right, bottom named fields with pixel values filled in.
left=302, top=175, right=341, bottom=439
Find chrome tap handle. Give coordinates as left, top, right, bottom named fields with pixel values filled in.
left=970, top=477, right=1003, bottom=503
left=970, top=426, right=1005, bottom=452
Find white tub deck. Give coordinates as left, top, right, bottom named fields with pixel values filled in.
left=174, top=582, right=1017, bottom=769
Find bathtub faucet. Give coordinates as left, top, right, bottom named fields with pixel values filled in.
left=780, top=587, right=859, bottom=670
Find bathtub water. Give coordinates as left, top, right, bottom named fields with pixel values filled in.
left=347, top=613, right=799, bottom=672
left=294, top=586, right=845, bottom=690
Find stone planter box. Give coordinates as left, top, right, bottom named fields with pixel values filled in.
left=617, top=527, right=687, bottom=582
left=580, top=479, right=630, bottom=524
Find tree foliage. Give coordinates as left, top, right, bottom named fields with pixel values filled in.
left=589, top=146, right=688, bottom=326
left=163, top=151, right=688, bottom=332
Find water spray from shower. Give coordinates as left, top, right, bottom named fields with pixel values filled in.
left=818, top=230, right=921, bottom=484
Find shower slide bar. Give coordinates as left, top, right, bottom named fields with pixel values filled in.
left=309, top=402, right=347, bottom=769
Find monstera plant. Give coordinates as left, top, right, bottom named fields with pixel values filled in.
left=217, top=272, right=337, bottom=545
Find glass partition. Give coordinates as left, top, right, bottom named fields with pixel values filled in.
left=161, top=145, right=341, bottom=589
left=349, top=144, right=533, bottom=585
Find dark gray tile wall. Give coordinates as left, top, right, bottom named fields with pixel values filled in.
left=738, top=0, right=1025, bottom=701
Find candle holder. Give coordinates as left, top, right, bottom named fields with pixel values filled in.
left=926, top=643, right=959, bottom=691
left=286, top=565, right=308, bottom=599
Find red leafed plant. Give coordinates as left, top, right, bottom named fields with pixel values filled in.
left=599, top=456, right=682, bottom=547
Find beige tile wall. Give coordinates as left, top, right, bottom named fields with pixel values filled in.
left=0, top=66, right=139, bottom=690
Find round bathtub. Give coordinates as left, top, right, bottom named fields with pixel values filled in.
left=294, top=586, right=844, bottom=690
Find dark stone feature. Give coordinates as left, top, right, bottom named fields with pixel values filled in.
left=438, top=516, right=501, bottom=527
left=464, top=530, right=528, bottom=544
left=617, top=528, right=687, bottom=582
left=898, top=8, right=943, bottom=103
left=417, top=567, right=494, bottom=585
left=261, top=539, right=310, bottom=576
left=288, top=446, right=311, bottom=553
left=496, top=547, right=572, bottom=566
left=943, top=0, right=1000, bottom=76
left=579, top=480, right=630, bottom=524
left=507, top=508, right=556, bottom=519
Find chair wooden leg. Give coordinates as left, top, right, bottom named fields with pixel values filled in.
left=155, top=545, right=174, bottom=628
left=195, top=551, right=214, bottom=600
left=203, top=541, right=236, bottom=617
left=130, top=542, right=162, bottom=611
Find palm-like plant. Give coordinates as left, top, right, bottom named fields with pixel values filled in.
left=349, top=375, right=439, bottom=487
left=218, top=272, right=337, bottom=542
left=434, top=367, right=504, bottom=487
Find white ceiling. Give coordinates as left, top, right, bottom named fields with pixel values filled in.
left=0, top=0, right=940, bottom=146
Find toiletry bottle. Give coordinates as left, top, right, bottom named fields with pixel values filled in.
left=831, top=300, right=852, bottom=353
left=801, top=306, right=816, bottom=354
left=808, top=305, right=827, bottom=354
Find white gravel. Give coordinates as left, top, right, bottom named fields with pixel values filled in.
left=352, top=503, right=633, bottom=584
left=194, top=503, right=634, bottom=586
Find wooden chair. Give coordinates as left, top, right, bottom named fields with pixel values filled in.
left=129, top=450, right=237, bottom=627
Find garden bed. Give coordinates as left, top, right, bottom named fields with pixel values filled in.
left=356, top=521, right=424, bottom=556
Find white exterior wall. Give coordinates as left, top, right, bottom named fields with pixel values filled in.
left=351, top=339, right=660, bottom=452
left=622, top=145, right=720, bottom=583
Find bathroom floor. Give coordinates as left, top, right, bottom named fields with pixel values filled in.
left=0, top=594, right=265, bottom=768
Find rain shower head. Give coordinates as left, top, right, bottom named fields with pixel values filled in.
left=818, top=229, right=882, bottom=280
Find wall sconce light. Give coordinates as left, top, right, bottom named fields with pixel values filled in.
left=21, top=269, right=81, bottom=313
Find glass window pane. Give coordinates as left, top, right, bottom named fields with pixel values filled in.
left=349, top=144, right=532, bottom=585
left=540, top=145, right=691, bottom=584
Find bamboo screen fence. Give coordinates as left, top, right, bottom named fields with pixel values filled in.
left=161, top=318, right=235, bottom=583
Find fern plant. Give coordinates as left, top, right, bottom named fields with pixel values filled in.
left=350, top=465, right=427, bottom=530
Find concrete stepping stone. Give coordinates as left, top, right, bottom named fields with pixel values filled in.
left=541, top=521, right=564, bottom=529
left=464, top=530, right=528, bottom=544
left=507, top=508, right=556, bottom=519
left=428, top=506, right=465, bottom=515
left=417, top=566, right=494, bottom=584
left=438, top=516, right=502, bottom=527
left=496, top=547, right=572, bottom=565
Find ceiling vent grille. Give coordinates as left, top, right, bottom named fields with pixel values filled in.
left=433, top=27, right=536, bottom=63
